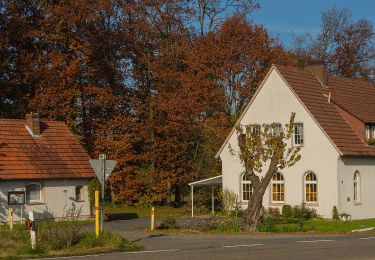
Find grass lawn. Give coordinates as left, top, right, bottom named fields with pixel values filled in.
left=266, top=218, right=375, bottom=233
left=0, top=223, right=141, bottom=259
left=306, top=219, right=375, bottom=232
left=105, top=204, right=189, bottom=219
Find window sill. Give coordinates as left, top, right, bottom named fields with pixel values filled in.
left=26, top=202, right=44, bottom=205
left=269, top=202, right=285, bottom=206
left=305, top=202, right=319, bottom=207
left=353, top=201, right=362, bottom=206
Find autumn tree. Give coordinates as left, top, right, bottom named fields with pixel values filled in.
left=191, top=16, right=294, bottom=125
left=230, top=113, right=301, bottom=231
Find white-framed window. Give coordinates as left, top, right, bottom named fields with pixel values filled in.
left=365, top=124, right=375, bottom=140
left=354, top=171, right=361, bottom=203
left=75, top=186, right=84, bottom=201
left=304, top=172, right=317, bottom=203
left=271, top=123, right=282, bottom=136
left=294, top=123, right=304, bottom=146
left=26, top=183, right=42, bottom=203
left=250, top=124, right=261, bottom=136
left=271, top=172, right=284, bottom=203
left=241, top=174, right=253, bottom=201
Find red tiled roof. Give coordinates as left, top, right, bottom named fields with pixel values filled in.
left=275, top=65, right=375, bottom=156
left=328, top=76, right=375, bottom=123
left=0, top=119, right=96, bottom=180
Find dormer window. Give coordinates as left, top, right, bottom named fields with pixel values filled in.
left=365, top=124, right=375, bottom=144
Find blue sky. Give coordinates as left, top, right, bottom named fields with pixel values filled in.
left=250, top=0, right=375, bottom=48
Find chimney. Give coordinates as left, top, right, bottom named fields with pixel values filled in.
left=305, top=64, right=328, bottom=86
left=25, top=113, right=41, bottom=136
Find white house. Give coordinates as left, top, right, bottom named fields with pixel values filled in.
left=215, top=64, right=375, bottom=219
left=0, top=113, right=95, bottom=222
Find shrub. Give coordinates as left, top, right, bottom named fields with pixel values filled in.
left=220, top=189, right=241, bottom=217
left=158, top=217, right=179, bottom=230
left=37, top=204, right=82, bottom=250
left=332, top=206, right=340, bottom=220
left=205, top=217, right=243, bottom=232
left=78, top=231, right=132, bottom=250
left=258, top=218, right=277, bottom=232
left=265, top=207, right=281, bottom=218
left=282, top=205, right=293, bottom=219
left=292, top=203, right=318, bottom=220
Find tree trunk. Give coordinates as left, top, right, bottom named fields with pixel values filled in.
left=173, top=184, right=181, bottom=207
left=244, top=191, right=264, bottom=232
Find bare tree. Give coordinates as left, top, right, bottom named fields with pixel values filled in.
left=310, top=7, right=351, bottom=63
left=230, top=113, right=302, bottom=231
left=191, top=0, right=259, bottom=36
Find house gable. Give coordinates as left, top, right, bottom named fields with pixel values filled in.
left=217, top=66, right=341, bottom=161
left=219, top=66, right=341, bottom=217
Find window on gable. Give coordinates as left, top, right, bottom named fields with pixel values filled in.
left=250, top=124, right=261, bottom=136
left=26, top=183, right=42, bottom=203
left=294, top=123, right=304, bottom=146
left=271, top=123, right=282, bottom=136
left=241, top=174, right=253, bottom=201
left=75, top=186, right=84, bottom=201
left=365, top=124, right=375, bottom=140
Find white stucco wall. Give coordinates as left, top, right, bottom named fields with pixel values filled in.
left=0, top=179, right=91, bottom=223
left=220, top=68, right=340, bottom=218
left=338, top=157, right=375, bottom=219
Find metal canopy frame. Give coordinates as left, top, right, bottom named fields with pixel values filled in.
left=188, top=175, right=222, bottom=218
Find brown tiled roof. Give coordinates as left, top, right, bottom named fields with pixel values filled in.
left=328, top=76, right=375, bottom=123
left=275, top=65, right=375, bottom=156
left=0, top=119, right=95, bottom=180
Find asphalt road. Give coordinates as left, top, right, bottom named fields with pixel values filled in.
left=42, top=232, right=375, bottom=260
left=42, top=219, right=375, bottom=260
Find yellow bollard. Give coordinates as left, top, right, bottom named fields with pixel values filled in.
left=9, top=208, right=13, bottom=231
left=151, top=207, right=155, bottom=231
left=95, top=191, right=100, bottom=238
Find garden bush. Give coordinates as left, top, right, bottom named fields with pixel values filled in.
left=78, top=231, right=135, bottom=250
left=258, top=218, right=278, bottom=232
left=265, top=207, right=281, bottom=218
left=282, top=204, right=293, bottom=219
left=204, top=217, right=243, bottom=232
left=332, top=206, right=340, bottom=220
left=292, top=203, right=318, bottom=220
left=158, top=217, right=179, bottom=230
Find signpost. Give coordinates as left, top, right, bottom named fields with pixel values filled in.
left=8, top=190, right=25, bottom=224
left=89, top=154, right=116, bottom=234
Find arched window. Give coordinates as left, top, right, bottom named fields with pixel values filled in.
left=241, top=174, right=253, bottom=201
left=26, top=183, right=42, bottom=203
left=271, top=172, right=284, bottom=203
left=305, top=172, right=317, bottom=203
left=354, top=171, right=361, bottom=202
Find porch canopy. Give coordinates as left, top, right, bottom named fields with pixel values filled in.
left=188, top=175, right=222, bottom=217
